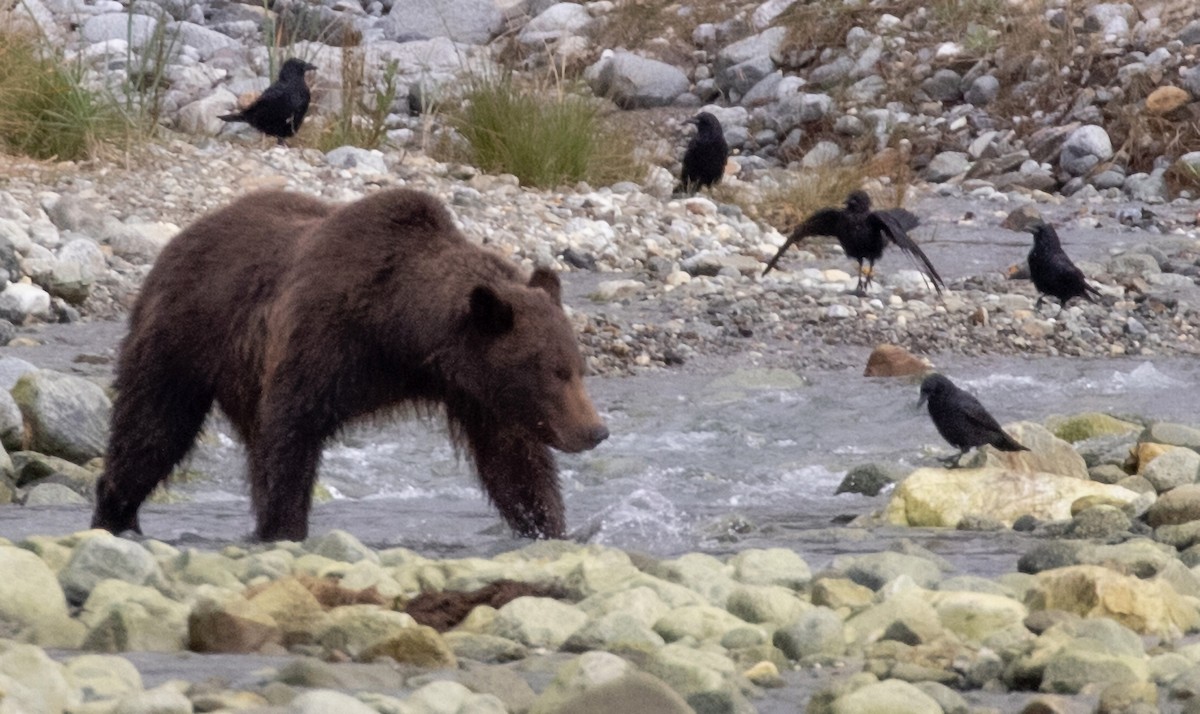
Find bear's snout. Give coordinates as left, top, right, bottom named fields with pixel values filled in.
left=584, top=424, right=610, bottom=448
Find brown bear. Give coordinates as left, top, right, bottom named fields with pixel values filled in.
left=91, top=188, right=608, bottom=541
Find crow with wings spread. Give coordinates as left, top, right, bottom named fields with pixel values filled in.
left=761, top=190, right=944, bottom=296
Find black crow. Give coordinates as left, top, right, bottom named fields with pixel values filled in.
left=675, top=112, right=729, bottom=195
left=918, top=373, right=1028, bottom=467
left=219, top=58, right=316, bottom=145
left=1025, top=221, right=1101, bottom=311
left=761, top=190, right=944, bottom=296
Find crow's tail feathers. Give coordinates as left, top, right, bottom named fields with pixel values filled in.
left=218, top=112, right=245, bottom=123
left=994, top=433, right=1030, bottom=452
left=761, top=236, right=799, bottom=276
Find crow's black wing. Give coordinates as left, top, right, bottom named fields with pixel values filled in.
left=871, top=211, right=945, bottom=294
left=953, top=391, right=1007, bottom=435
left=761, top=208, right=843, bottom=276
left=1048, top=252, right=1100, bottom=301
left=878, top=207, right=919, bottom=232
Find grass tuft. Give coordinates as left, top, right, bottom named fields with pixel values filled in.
left=444, top=73, right=641, bottom=189
left=307, top=44, right=399, bottom=152
left=0, top=27, right=123, bottom=161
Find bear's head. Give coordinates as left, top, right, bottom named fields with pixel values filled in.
left=463, top=268, right=608, bottom=453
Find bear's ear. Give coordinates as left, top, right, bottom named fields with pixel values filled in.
left=468, top=285, right=514, bottom=335
left=528, top=267, right=562, bottom=305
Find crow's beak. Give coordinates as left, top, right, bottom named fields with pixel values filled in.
left=916, top=393, right=928, bottom=408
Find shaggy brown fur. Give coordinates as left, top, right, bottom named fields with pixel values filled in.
left=402, top=580, right=569, bottom=632
left=91, top=188, right=608, bottom=541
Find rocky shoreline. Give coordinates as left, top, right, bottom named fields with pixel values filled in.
left=3, top=0, right=1200, bottom=712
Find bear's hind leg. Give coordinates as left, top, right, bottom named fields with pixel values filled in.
left=92, top=375, right=214, bottom=535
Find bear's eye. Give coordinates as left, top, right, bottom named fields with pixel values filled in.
left=553, top=367, right=572, bottom=382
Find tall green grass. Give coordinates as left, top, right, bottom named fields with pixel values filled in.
left=448, top=73, right=640, bottom=189
left=0, top=29, right=123, bottom=161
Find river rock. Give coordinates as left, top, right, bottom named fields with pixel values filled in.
left=60, top=534, right=163, bottom=604
left=111, top=683, right=192, bottom=714
left=0, top=282, right=52, bottom=323
left=1059, top=124, right=1113, bottom=176
left=925, top=151, right=971, bottom=182
left=1040, top=639, right=1149, bottom=694
left=927, top=589, right=1026, bottom=642
left=0, top=642, right=73, bottom=714
left=725, top=584, right=809, bottom=625
left=1146, top=483, right=1200, bottom=527
left=978, top=422, right=1088, bottom=479
left=562, top=611, right=666, bottom=653
left=80, top=13, right=160, bottom=47
left=305, top=529, right=380, bottom=565
left=385, top=0, right=503, bottom=44
left=884, top=467, right=1140, bottom=527
left=773, top=606, right=846, bottom=659
left=290, top=689, right=381, bottom=714
left=642, top=643, right=750, bottom=714
left=1141, top=446, right=1200, bottom=492
left=1046, top=412, right=1141, bottom=443
left=653, top=604, right=751, bottom=643
left=577, top=586, right=671, bottom=627
left=531, top=652, right=692, bottom=714
left=64, top=653, right=144, bottom=702
left=863, top=344, right=931, bottom=378
left=359, top=624, right=457, bottom=667
left=79, top=580, right=190, bottom=652
left=1143, top=422, right=1200, bottom=451
left=1027, top=565, right=1200, bottom=637
left=0, top=546, right=83, bottom=647
left=315, top=605, right=417, bottom=657
left=489, top=596, right=588, bottom=648
left=586, top=51, right=689, bottom=110
left=188, top=589, right=281, bottom=654
left=831, top=677, right=943, bottom=714
left=728, top=547, right=811, bottom=589
left=10, top=369, right=111, bottom=464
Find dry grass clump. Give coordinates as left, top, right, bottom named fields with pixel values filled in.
left=0, top=26, right=123, bottom=161
left=442, top=72, right=643, bottom=189
left=305, top=44, right=400, bottom=152
left=588, top=0, right=728, bottom=66
left=727, top=148, right=913, bottom=234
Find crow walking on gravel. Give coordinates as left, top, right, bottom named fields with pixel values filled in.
left=1025, top=221, right=1101, bottom=312
left=761, top=190, right=944, bottom=296
left=918, top=373, right=1028, bottom=467
left=675, top=112, right=729, bottom=195
left=219, top=58, right=316, bottom=145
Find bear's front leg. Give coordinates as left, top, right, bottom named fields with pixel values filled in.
left=249, top=428, right=325, bottom=541
left=460, top=417, right=566, bottom=539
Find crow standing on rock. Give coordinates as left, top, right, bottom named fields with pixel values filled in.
left=219, top=58, right=317, bottom=145
left=1025, top=220, right=1102, bottom=311
left=675, top=112, right=729, bottom=195
left=761, top=190, right=945, bottom=296
left=918, top=373, right=1028, bottom=468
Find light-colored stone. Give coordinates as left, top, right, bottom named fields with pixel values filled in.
left=1028, top=565, right=1200, bottom=637
left=490, top=597, right=588, bottom=649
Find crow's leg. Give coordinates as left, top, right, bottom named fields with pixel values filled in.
left=853, top=260, right=867, bottom=295
left=937, top=449, right=968, bottom=468
left=863, top=260, right=876, bottom=291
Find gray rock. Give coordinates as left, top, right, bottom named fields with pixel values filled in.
left=1180, top=19, right=1200, bottom=46
left=1108, top=252, right=1160, bottom=278
left=169, top=20, right=240, bottom=60
left=385, top=0, right=503, bottom=44
left=770, top=92, right=833, bottom=133
left=1060, top=124, right=1113, bottom=176
left=921, top=68, right=962, bottom=102
left=490, top=597, right=588, bottom=648
left=1182, top=66, right=1200, bottom=100
left=0, top=546, right=83, bottom=647
left=1123, top=170, right=1169, bottom=202
left=81, top=13, right=161, bottom=48
left=518, top=3, right=591, bottom=44
left=1018, top=541, right=1083, bottom=573
left=0, top=282, right=52, bottom=324
left=111, top=684, right=192, bottom=714
left=925, top=151, right=971, bottom=182
left=964, top=75, right=999, bottom=106
left=1065, top=504, right=1132, bottom=538
left=719, top=56, right=776, bottom=97
left=807, top=56, right=854, bottom=88
left=1144, top=423, right=1200, bottom=451
left=773, top=607, right=845, bottom=659
left=11, top=369, right=111, bottom=464
left=801, top=141, right=842, bottom=168
left=178, top=88, right=240, bottom=136
left=715, top=27, right=786, bottom=75
left=59, top=536, right=163, bottom=604
left=1083, top=2, right=1135, bottom=35
left=45, top=195, right=104, bottom=235
left=587, top=52, right=689, bottom=110
left=843, top=75, right=886, bottom=104
left=23, top=482, right=88, bottom=505
left=831, top=678, right=943, bottom=714
left=836, top=463, right=895, bottom=496
left=835, top=551, right=943, bottom=590
left=1142, top=448, right=1200, bottom=492
left=290, top=690, right=380, bottom=714
left=325, top=146, right=388, bottom=174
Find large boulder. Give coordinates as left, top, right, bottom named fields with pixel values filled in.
left=586, top=51, right=689, bottom=109
left=0, top=546, right=85, bottom=647
left=11, top=369, right=111, bottom=464
left=384, top=0, right=504, bottom=44
left=977, top=421, right=1089, bottom=479
left=883, top=467, right=1141, bottom=527
left=1027, top=565, right=1200, bottom=637
left=1059, top=124, right=1113, bottom=176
